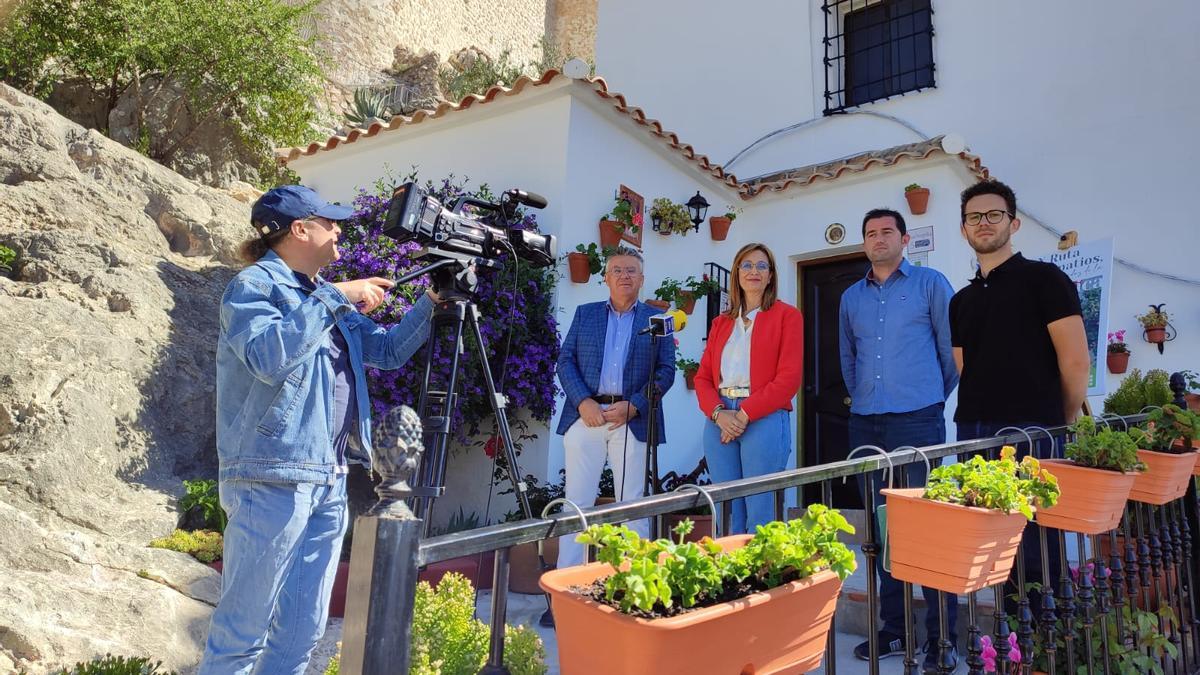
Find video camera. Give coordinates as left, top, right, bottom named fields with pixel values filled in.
left=381, top=182, right=556, bottom=268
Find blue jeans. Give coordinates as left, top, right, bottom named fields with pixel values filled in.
left=851, top=403, right=957, bottom=644
left=198, top=477, right=348, bottom=675
left=703, top=397, right=792, bottom=534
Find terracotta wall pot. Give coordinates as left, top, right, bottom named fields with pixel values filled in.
left=1035, top=459, right=1135, bottom=534
left=904, top=188, right=931, bottom=215
left=645, top=299, right=671, bottom=311
left=1106, top=351, right=1130, bottom=374
left=708, top=216, right=732, bottom=241
left=540, top=534, right=841, bottom=675
left=678, top=291, right=696, bottom=315
left=418, top=552, right=495, bottom=590
left=683, top=371, right=697, bottom=390
left=566, top=252, right=591, bottom=283
left=662, top=514, right=714, bottom=543
left=882, top=488, right=1028, bottom=595
left=1129, top=449, right=1195, bottom=504
left=1145, top=326, right=1167, bottom=343
left=599, top=220, right=624, bottom=248
left=509, top=537, right=560, bottom=594
left=1186, top=393, right=1200, bottom=413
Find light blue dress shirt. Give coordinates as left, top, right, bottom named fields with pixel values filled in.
left=838, top=258, right=958, bottom=415
left=598, top=300, right=636, bottom=395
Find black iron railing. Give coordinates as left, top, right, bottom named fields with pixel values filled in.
left=339, top=385, right=1200, bottom=675
left=822, top=0, right=936, bottom=115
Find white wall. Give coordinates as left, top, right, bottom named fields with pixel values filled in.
left=596, top=0, right=1200, bottom=400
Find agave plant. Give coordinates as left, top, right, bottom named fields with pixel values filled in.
left=344, top=88, right=392, bottom=128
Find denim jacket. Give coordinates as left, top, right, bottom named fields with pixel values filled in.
left=215, top=251, right=433, bottom=484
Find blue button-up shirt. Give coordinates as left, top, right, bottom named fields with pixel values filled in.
left=838, top=258, right=958, bottom=415
left=598, top=300, right=636, bottom=395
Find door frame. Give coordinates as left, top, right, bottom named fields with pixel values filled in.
left=790, top=244, right=868, bottom=467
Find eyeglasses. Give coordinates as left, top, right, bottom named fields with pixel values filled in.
left=963, top=210, right=1013, bottom=226
left=606, top=266, right=641, bottom=278
left=738, top=261, right=770, bottom=272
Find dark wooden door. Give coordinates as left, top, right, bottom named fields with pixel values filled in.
left=801, top=256, right=869, bottom=509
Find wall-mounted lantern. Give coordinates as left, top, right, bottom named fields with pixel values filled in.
left=686, top=191, right=710, bottom=233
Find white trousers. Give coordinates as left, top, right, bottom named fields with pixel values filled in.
left=556, top=418, right=650, bottom=568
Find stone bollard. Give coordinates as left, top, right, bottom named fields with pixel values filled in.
left=339, top=405, right=425, bottom=675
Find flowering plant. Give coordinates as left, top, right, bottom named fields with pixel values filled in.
left=979, top=632, right=1021, bottom=673
left=604, top=198, right=642, bottom=234
left=649, top=197, right=693, bottom=235
left=1136, top=306, right=1170, bottom=328
left=922, top=445, right=1060, bottom=519
left=689, top=274, right=724, bottom=297
left=323, top=172, right=561, bottom=444
left=722, top=204, right=743, bottom=221
left=1106, top=330, right=1129, bottom=354
left=675, top=357, right=699, bottom=373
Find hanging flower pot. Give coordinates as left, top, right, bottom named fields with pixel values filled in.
left=1145, top=326, right=1166, bottom=344
left=882, top=487, right=1029, bottom=594
left=1035, top=459, right=1136, bottom=535
left=566, top=252, right=591, bottom=283
left=540, top=533, right=843, bottom=675
left=684, top=370, right=697, bottom=390
left=598, top=220, right=624, bottom=248
left=645, top=299, right=670, bottom=311
left=1128, top=449, right=1195, bottom=505
left=1106, top=351, right=1130, bottom=374
left=708, top=216, right=731, bottom=241
left=904, top=184, right=931, bottom=215
left=678, top=291, right=696, bottom=315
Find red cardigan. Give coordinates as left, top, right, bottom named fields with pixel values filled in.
left=694, top=301, right=804, bottom=422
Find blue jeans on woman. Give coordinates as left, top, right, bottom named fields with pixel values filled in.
left=198, top=476, right=348, bottom=675
left=851, top=402, right=957, bottom=646
left=703, top=396, right=792, bottom=534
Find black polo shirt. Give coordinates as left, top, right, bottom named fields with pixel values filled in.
left=950, top=253, right=1081, bottom=426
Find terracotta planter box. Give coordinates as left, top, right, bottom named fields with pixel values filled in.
left=1035, top=459, right=1135, bottom=535
left=708, top=216, right=732, bottom=241
left=599, top=220, right=624, bottom=248
left=904, top=188, right=931, bottom=215
left=509, top=537, right=560, bottom=594
left=1145, top=326, right=1167, bottom=343
left=1106, top=351, right=1130, bottom=374
left=566, top=252, right=591, bottom=283
left=418, top=552, right=496, bottom=590
left=1129, top=448, right=1195, bottom=505
left=678, top=291, right=696, bottom=315
left=540, top=534, right=841, bottom=675
left=645, top=299, right=671, bottom=311
left=882, top=488, right=1028, bottom=595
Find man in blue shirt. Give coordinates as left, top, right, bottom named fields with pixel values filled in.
left=839, top=208, right=959, bottom=672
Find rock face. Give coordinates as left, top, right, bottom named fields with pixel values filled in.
left=0, top=83, right=252, bottom=673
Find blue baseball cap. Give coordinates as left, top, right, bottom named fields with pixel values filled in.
left=250, top=185, right=355, bottom=236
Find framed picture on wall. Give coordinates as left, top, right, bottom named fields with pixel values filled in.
left=618, top=184, right=644, bottom=249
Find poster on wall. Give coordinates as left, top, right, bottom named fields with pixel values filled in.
left=1036, top=238, right=1114, bottom=396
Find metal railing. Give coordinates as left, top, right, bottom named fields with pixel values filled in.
left=340, top=400, right=1200, bottom=674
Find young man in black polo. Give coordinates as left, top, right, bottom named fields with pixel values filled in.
left=949, top=179, right=1090, bottom=621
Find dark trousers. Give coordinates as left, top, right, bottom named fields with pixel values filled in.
left=956, top=420, right=1065, bottom=623
left=851, top=403, right=958, bottom=643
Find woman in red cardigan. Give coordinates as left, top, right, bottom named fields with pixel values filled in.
left=695, top=242, right=804, bottom=534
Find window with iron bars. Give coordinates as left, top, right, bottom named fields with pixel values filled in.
left=821, top=0, right=935, bottom=115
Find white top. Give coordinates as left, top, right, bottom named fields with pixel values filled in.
left=719, top=308, right=758, bottom=388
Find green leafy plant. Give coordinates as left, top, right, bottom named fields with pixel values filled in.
left=689, top=274, right=724, bottom=297
left=1144, top=404, right=1199, bottom=453
left=344, top=87, right=392, bottom=128
left=428, top=507, right=482, bottom=537
left=653, top=277, right=686, bottom=304
left=922, top=445, right=1060, bottom=520
left=1065, top=416, right=1147, bottom=472
left=602, top=198, right=642, bottom=234
left=1136, top=305, right=1170, bottom=328
left=148, top=529, right=223, bottom=563
left=649, top=197, right=693, bottom=235
left=572, top=242, right=616, bottom=277
left=904, top=183, right=925, bottom=192
left=676, top=357, right=699, bottom=374
left=180, top=479, right=226, bottom=533
left=722, top=204, right=743, bottom=221
left=0, top=244, right=15, bottom=268
left=575, top=503, right=856, bottom=615
left=501, top=469, right=566, bottom=522
left=51, top=654, right=175, bottom=675
left=1180, top=369, right=1200, bottom=392
left=1103, top=368, right=1174, bottom=416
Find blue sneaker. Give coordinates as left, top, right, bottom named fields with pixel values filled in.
left=922, top=639, right=958, bottom=674
left=853, top=631, right=907, bottom=660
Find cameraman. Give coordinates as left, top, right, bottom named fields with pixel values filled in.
left=199, top=185, right=437, bottom=675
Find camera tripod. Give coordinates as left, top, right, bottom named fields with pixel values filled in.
left=394, top=249, right=533, bottom=534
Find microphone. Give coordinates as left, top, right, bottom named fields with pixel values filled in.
left=638, top=312, right=679, bottom=336
left=503, top=189, right=548, bottom=210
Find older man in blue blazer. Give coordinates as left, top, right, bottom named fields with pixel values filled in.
left=555, top=247, right=676, bottom=569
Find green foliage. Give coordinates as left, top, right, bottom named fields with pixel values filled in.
left=722, top=204, right=743, bottom=221
left=439, top=49, right=525, bottom=105
left=1145, top=404, right=1199, bottom=453
left=148, top=529, right=223, bottom=563
left=179, top=479, right=226, bottom=533
left=322, top=654, right=340, bottom=675
left=923, top=445, right=1060, bottom=520
left=689, top=274, right=724, bottom=297
left=0, top=0, right=324, bottom=167
left=1136, top=306, right=1170, bottom=328
left=52, top=654, right=175, bottom=675
left=676, top=357, right=699, bottom=373
left=603, top=198, right=641, bottom=234
left=575, top=504, right=856, bottom=615
left=0, top=244, right=15, bottom=268
left=649, top=197, right=693, bottom=235
left=1065, top=416, right=1146, bottom=472
left=653, top=277, right=687, bottom=304
left=344, top=87, right=392, bottom=128
left=572, top=242, right=615, bottom=276
left=1104, top=368, right=1173, bottom=416
left=501, top=469, right=566, bottom=522
left=428, top=507, right=482, bottom=537
left=904, top=183, right=924, bottom=192
left=408, top=572, right=547, bottom=675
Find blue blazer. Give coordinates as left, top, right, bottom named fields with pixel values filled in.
left=556, top=301, right=676, bottom=442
